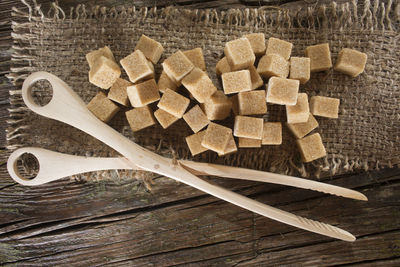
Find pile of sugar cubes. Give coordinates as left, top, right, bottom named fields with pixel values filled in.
left=86, top=33, right=367, bottom=163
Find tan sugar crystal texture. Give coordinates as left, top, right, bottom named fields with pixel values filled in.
left=157, top=88, right=190, bottom=118
left=265, top=37, right=293, bottom=60
left=244, top=33, right=266, bottom=56
left=290, top=57, right=310, bottom=84
left=286, top=93, right=309, bottom=123
left=257, top=54, right=289, bottom=78
left=310, top=96, right=340, bottom=118
left=87, top=91, right=120, bottom=123
left=305, top=43, right=332, bottom=72
left=120, top=50, right=154, bottom=83
left=108, top=78, right=132, bottom=106
left=334, top=48, right=367, bottom=77
left=135, top=34, right=164, bottom=64
left=239, top=137, right=262, bottom=148
left=216, top=57, right=232, bottom=75
left=126, top=106, right=155, bottom=132
left=127, top=79, right=160, bottom=108
left=154, top=109, right=179, bottom=129
left=238, top=90, right=267, bottom=115
left=86, top=46, right=116, bottom=69
left=296, top=133, right=327, bottom=162
left=181, top=68, right=217, bottom=103
left=89, top=56, right=121, bottom=89
left=201, top=122, right=232, bottom=154
left=262, top=122, right=282, bottom=145
left=230, top=94, right=239, bottom=116
left=222, top=70, right=251, bottom=94
left=183, top=48, right=206, bottom=71
left=233, top=116, right=264, bottom=140
left=266, top=77, right=299, bottom=105
left=157, top=70, right=178, bottom=93
left=224, top=38, right=255, bottom=70
left=248, top=65, right=264, bottom=90
left=202, top=91, right=232, bottom=121
left=162, top=50, right=194, bottom=82
left=183, top=105, right=210, bottom=133
left=186, top=130, right=208, bottom=156
left=218, top=135, right=237, bottom=156
left=287, top=113, right=319, bottom=139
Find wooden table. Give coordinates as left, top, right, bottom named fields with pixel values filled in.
left=0, top=1, right=399, bottom=266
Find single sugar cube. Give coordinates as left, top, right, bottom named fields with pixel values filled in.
left=266, top=77, right=299, bottom=105
left=221, top=70, right=251, bottom=94
left=287, top=113, right=319, bottom=139
left=218, top=135, right=237, bottom=156
left=296, top=133, right=327, bottom=162
left=265, top=37, right=293, bottom=60
left=87, top=91, right=120, bottom=123
left=257, top=54, right=289, bottom=78
left=183, top=105, right=210, bottom=133
left=248, top=65, right=264, bottom=90
left=216, top=57, right=232, bottom=75
left=224, top=38, right=255, bottom=70
left=157, top=88, right=190, bottom=118
left=126, top=106, right=156, bottom=132
left=286, top=93, right=309, bottom=123
left=86, top=46, right=115, bottom=69
left=233, top=115, right=264, bottom=140
left=201, top=122, right=232, bottom=154
left=108, top=78, right=132, bottom=106
left=89, top=56, right=121, bottom=89
left=238, top=90, right=267, bottom=115
left=135, top=34, right=164, bottom=64
left=334, top=48, right=367, bottom=77
left=239, top=137, right=262, bottom=148
left=127, top=79, right=160, bottom=108
left=244, top=33, right=266, bottom=56
left=202, top=91, right=232, bottom=121
left=120, top=50, right=154, bottom=83
left=181, top=68, right=217, bottom=103
left=310, top=96, right=340, bottom=118
left=157, top=70, right=178, bottom=93
left=230, top=94, right=239, bottom=116
left=154, top=109, right=179, bottom=129
left=183, top=48, right=206, bottom=71
left=290, top=57, right=310, bottom=84
left=262, top=122, right=282, bottom=145
left=305, top=43, right=332, bottom=72
left=162, top=50, right=194, bottom=82
left=186, top=130, right=208, bottom=156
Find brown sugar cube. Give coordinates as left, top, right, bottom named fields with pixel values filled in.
left=224, top=38, right=255, bottom=70
left=266, top=77, right=299, bottom=105
left=216, top=57, right=232, bottom=75
left=248, top=65, right=264, bottom=90
left=222, top=70, right=252, bottom=94
left=120, top=50, right=154, bottom=83
left=296, top=133, right=327, bottom=162
left=201, top=122, right=232, bottom=154
left=218, top=135, right=237, bottom=156
left=230, top=94, right=239, bottom=116
left=186, top=130, right=208, bottom=156
left=108, top=78, right=132, bottom=106
left=334, top=48, right=367, bottom=77
left=290, top=57, right=311, bottom=84
left=239, top=137, right=262, bottom=148
left=89, top=56, right=121, bottom=89
left=257, top=54, right=289, bottom=78
left=135, top=34, right=164, bottom=64
left=183, top=48, right=206, bottom=71
left=286, top=93, right=309, bottom=123
left=154, top=109, right=179, bottom=129
left=127, top=79, right=160, bottom=108
left=181, top=68, right=217, bottom=103
left=183, top=105, right=210, bottom=133
left=157, top=88, right=190, bottom=118
left=86, top=46, right=115, bottom=69
left=162, top=50, right=194, bottom=82
left=310, top=96, right=340, bottom=118
left=287, top=113, right=319, bottom=139
left=87, top=91, right=120, bottom=123
left=126, top=106, right=156, bottom=132
left=238, top=90, right=267, bottom=115
left=157, top=71, right=178, bottom=93
left=262, top=122, right=282, bottom=145
left=234, top=115, right=264, bottom=140
left=265, top=37, right=293, bottom=60
left=305, top=43, right=332, bottom=72
left=202, top=91, right=232, bottom=121
left=244, top=33, right=266, bottom=56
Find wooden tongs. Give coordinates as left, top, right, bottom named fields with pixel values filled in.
left=8, top=72, right=367, bottom=242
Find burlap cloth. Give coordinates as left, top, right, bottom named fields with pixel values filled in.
left=7, top=0, right=399, bottom=182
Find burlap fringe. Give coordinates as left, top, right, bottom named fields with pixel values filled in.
left=6, top=0, right=399, bottom=181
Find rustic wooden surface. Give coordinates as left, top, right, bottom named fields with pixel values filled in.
left=1, top=1, right=399, bottom=266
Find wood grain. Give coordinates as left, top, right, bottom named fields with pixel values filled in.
left=0, top=0, right=399, bottom=266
